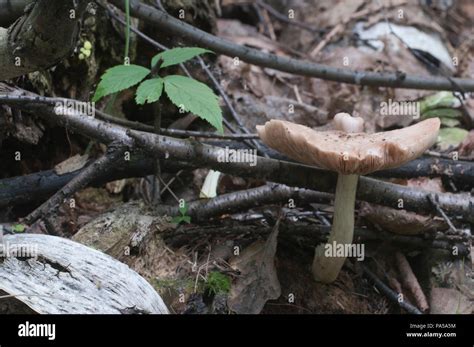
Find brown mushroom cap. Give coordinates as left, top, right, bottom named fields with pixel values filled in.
left=256, top=118, right=441, bottom=175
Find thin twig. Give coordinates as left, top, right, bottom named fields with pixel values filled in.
left=427, top=193, right=457, bottom=233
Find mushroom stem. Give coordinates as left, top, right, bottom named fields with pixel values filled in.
left=312, top=173, right=359, bottom=283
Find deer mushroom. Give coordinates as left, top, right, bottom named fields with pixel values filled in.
left=257, top=114, right=441, bottom=283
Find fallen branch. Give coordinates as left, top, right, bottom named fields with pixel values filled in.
left=159, top=183, right=334, bottom=221
left=3, top=152, right=473, bottom=209
left=1, top=86, right=473, bottom=221
left=23, top=143, right=127, bottom=225
left=132, top=130, right=474, bottom=222
left=4, top=94, right=474, bottom=189
left=0, top=154, right=191, bottom=207
left=109, top=0, right=474, bottom=91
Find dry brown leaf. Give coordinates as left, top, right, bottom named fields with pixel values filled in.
left=458, top=130, right=474, bottom=160
left=54, top=154, right=89, bottom=175
left=430, top=287, right=473, bottom=314
left=227, top=222, right=281, bottom=314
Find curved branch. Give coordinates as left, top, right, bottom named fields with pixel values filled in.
left=110, top=0, right=474, bottom=91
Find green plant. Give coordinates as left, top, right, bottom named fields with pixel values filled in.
left=205, top=271, right=231, bottom=295
left=92, top=47, right=223, bottom=132
left=172, top=201, right=191, bottom=225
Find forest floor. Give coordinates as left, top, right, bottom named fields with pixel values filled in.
left=0, top=0, right=473, bottom=314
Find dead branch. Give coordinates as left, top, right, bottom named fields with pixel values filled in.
left=1, top=86, right=473, bottom=221
left=361, top=265, right=422, bottom=314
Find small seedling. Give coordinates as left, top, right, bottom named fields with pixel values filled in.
left=172, top=201, right=191, bottom=225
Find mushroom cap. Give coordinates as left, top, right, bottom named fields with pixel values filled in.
left=256, top=118, right=440, bottom=175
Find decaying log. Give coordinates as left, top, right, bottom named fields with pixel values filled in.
left=0, top=234, right=169, bottom=314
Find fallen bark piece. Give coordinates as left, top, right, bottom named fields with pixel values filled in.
left=395, top=252, right=429, bottom=313
left=0, top=234, right=169, bottom=314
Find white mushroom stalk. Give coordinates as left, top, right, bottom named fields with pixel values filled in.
left=312, top=113, right=364, bottom=283
left=257, top=114, right=441, bottom=284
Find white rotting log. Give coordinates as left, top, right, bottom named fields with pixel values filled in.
left=0, top=234, right=169, bottom=314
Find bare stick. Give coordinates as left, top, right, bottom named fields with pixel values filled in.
left=427, top=193, right=458, bottom=233
left=361, top=264, right=422, bottom=314
left=394, top=252, right=429, bottom=313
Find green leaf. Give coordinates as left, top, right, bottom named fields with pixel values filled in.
left=171, top=216, right=184, bottom=225
left=135, top=78, right=164, bottom=105
left=151, top=47, right=213, bottom=69
left=181, top=216, right=191, bottom=224
left=419, top=92, right=461, bottom=113
left=171, top=215, right=191, bottom=225
left=163, top=75, right=223, bottom=133
left=12, top=224, right=26, bottom=233
left=437, top=127, right=469, bottom=151
left=93, top=64, right=150, bottom=102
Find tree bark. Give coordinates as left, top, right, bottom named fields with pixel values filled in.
left=0, top=0, right=32, bottom=27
